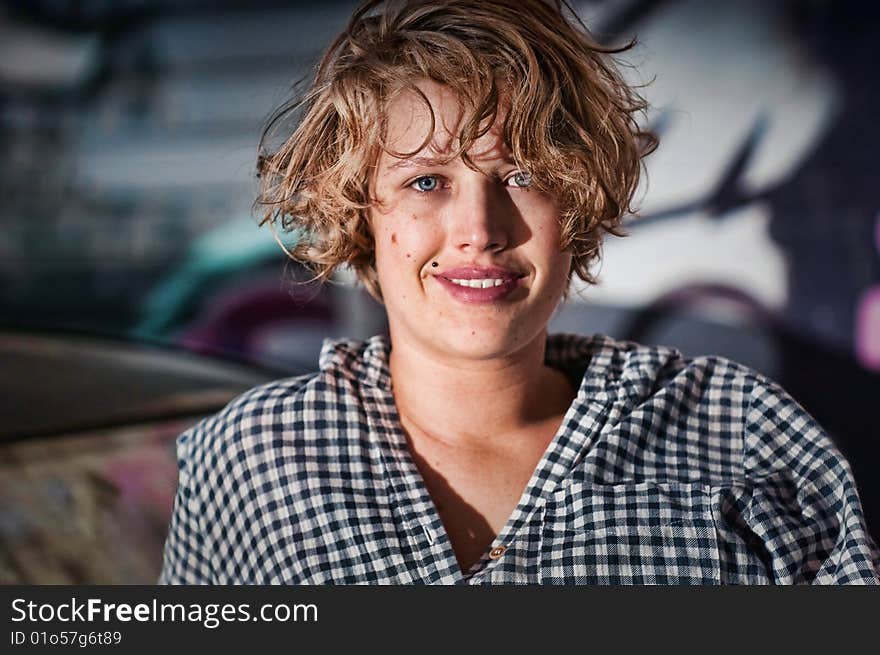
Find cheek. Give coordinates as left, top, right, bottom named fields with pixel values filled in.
left=374, top=222, right=406, bottom=262
left=373, top=219, right=434, bottom=283
left=554, top=252, right=573, bottom=287
left=517, top=194, right=563, bottom=236
left=532, top=215, right=571, bottom=289
left=387, top=216, right=441, bottom=258
left=387, top=232, right=416, bottom=261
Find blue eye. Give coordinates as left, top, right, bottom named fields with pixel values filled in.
left=506, top=171, right=532, bottom=188
left=412, top=176, right=439, bottom=192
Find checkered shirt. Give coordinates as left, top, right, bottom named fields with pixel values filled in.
left=160, top=333, right=880, bottom=584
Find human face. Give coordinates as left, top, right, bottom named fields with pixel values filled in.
left=369, top=80, right=572, bottom=361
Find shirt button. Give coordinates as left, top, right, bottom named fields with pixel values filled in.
left=489, top=545, right=507, bottom=559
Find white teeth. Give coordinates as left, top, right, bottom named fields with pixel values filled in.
left=450, top=278, right=506, bottom=289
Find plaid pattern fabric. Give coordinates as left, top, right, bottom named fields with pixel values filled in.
left=160, top=333, right=880, bottom=585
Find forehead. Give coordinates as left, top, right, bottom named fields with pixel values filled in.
left=379, top=80, right=510, bottom=167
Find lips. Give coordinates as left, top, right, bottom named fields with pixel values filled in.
left=432, top=265, right=526, bottom=304
left=435, top=266, right=524, bottom=281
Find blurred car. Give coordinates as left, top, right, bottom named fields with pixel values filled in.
left=0, top=329, right=299, bottom=584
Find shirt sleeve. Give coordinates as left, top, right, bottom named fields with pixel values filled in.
left=158, top=422, right=215, bottom=585
left=740, top=375, right=880, bottom=584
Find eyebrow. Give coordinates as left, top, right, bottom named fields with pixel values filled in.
left=386, top=156, right=450, bottom=171
left=385, top=152, right=518, bottom=172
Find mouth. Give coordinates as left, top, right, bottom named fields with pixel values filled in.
left=445, top=277, right=511, bottom=288
left=433, top=265, right=526, bottom=304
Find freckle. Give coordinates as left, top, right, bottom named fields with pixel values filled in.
left=406, top=253, right=411, bottom=258
left=411, top=214, right=418, bottom=220
left=471, top=330, right=475, bottom=336
left=391, top=233, right=398, bottom=244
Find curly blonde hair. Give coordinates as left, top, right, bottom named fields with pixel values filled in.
left=256, top=0, right=656, bottom=301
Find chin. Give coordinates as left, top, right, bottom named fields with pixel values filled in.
left=437, top=325, right=542, bottom=361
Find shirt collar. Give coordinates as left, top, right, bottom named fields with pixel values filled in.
left=319, top=334, right=393, bottom=390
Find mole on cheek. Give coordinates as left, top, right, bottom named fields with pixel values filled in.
left=391, top=233, right=398, bottom=244
left=406, top=253, right=411, bottom=258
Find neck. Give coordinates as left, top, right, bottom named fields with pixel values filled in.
left=388, top=329, right=575, bottom=449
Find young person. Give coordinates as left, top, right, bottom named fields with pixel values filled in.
left=160, top=0, right=879, bottom=584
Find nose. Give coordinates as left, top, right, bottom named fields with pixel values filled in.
left=448, top=177, right=510, bottom=253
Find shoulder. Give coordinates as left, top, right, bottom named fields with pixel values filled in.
left=556, top=332, right=851, bottom=483
left=632, top=339, right=846, bottom=482
left=175, top=335, right=386, bottom=480
left=551, top=332, right=757, bottom=412
left=560, top=335, right=878, bottom=581
left=177, top=372, right=320, bottom=461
